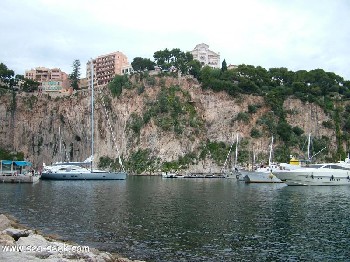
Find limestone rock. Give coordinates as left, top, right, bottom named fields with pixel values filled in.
left=0, top=232, right=15, bottom=246
left=0, top=251, right=47, bottom=262
left=0, top=215, right=12, bottom=231
left=16, top=234, right=51, bottom=250
left=4, top=227, right=32, bottom=240
left=0, top=214, right=141, bottom=261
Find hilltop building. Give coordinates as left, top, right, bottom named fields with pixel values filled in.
left=86, top=51, right=133, bottom=88
left=191, top=43, right=220, bottom=69
left=227, top=64, right=238, bottom=70
left=25, top=67, right=70, bottom=93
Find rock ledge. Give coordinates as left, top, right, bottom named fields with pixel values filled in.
left=0, top=214, right=144, bottom=262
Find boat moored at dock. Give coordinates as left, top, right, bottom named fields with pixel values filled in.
left=40, top=61, right=127, bottom=181
left=242, top=170, right=283, bottom=183
left=273, top=160, right=350, bottom=186
left=41, top=162, right=126, bottom=180
left=162, top=172, right=226, bottom=179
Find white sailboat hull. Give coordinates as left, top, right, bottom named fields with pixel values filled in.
left=241, top=171, right=282, bottom=183
left=41, top=171, right=127, bottom=180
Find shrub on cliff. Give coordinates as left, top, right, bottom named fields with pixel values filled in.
left=108, top=75, right=131, bottom=97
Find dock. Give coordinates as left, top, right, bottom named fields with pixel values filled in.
left=0, top=175, right=40, bottom=183
left=184, top=173, right=226, bottom=178
left=162, top=172, right=226, bottom=179
left=1, top=160, right=39, bottom=183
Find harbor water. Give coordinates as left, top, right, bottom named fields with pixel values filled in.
left=0, top=176, right=349, bottom=261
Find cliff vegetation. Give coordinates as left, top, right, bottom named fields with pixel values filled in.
left=1, top=61, right=350, bottom=174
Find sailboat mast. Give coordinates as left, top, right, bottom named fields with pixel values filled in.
left=234, top=133, right=239, bottom=168
left=252, top=146, right=256, bottom=171
left=59, top=126, right=62, bottom=162
left=90, top=60, right=94, bottom=172
left=221, top=135, right=235, bottom=173
left=268, top=136, right=274, bottom=167
left=307, top=133, right=311, bottom=161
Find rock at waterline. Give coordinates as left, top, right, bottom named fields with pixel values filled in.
left=0, top=214, right=145, bottom=262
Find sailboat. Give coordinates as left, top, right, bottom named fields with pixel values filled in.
left=222, top=134, right=243, bottom=180
left=242, top=136, right=282, bottom=183
left=41, top=61, right=127, bottom=180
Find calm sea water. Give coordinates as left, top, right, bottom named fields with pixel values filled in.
left=1, top=176, right=350, bottom=261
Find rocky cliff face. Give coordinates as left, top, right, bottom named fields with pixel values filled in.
left=0, top=76, right=335, bottom=172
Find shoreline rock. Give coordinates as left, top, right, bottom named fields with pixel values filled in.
left=0, top=213, right=145, bottom=262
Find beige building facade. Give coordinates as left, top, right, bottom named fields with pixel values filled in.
left=87, top=51, right=133, bottom=88
left=191, top=43, right=220, bottom=69
left=25, top=67, right=69, bottom=93
left=25, top=67, right=68, bottom=82
left=40, top=80, right=70, bottom=93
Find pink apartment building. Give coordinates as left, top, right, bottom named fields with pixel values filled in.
left=86, top=51, right=133, bottom=88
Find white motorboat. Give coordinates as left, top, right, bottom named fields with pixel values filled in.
left=161, top=172, right=184, bottom=178
left=273, top=160, right=350, bottom=186
left=242, top=159, right=302, bottom=183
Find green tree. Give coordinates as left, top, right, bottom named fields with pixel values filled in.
left=0, top=63, right=15, bottom=88
left=248, top=104, right=259, bottom=114
left=308, top=69, right=342, bottom=95
left=235, top=112, right=250, bottom=123
left=170, top=48, right=181, bottom=63
left=188, top=59, right=202, bottom=79
left=129, top=113, right=144, bottom=135
left=69, top=59, right=81, bottom=90
left=153, top=48, right=193, bottom=73
left=16, top=75, right=39, bottom=92
left=235, top=64, right=270, bottom=88
left=293, top=70, right=309, bottom=83
left=108, top=74, right=130, bottom=97
left=250, top=127, right=262, bottom=138
left=174, top=51, right=193, bottom=74
left=131, top=57, right=155, bottom=71
left=126, top=148, right=156, bottom=174
left=277, top=121, right=293, bottom=142
left=154, top=49, right=172, bottom=69
left=153, top=50, right=166, bottom=68
left=269, top=67, right=294, bottom=86
left=292, top=126, right=304, bottom=136
left=292, top=82, right=308, bottom=93
left=199, top=66, right=221, bottom=89
left=0, top=148, right=24, bottom=160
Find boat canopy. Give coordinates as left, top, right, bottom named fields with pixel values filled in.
left=1, top=160, right=32, bottom=166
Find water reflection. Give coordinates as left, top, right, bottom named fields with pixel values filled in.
left=0, top=178, right=349, bottom=261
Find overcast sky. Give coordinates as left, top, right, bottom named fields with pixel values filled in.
left=1, top=0, right=349, bottom=80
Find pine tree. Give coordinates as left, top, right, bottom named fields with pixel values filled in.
left=69, top=59, right=81, bottom=90
left=221, top=59, right=227, bottom=72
